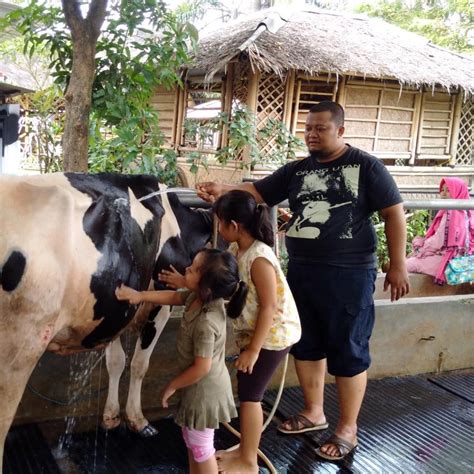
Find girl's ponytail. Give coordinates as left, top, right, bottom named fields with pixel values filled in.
left=226, top=280, right=249, bottom=319
left=251, top=204, right=274, bottom=248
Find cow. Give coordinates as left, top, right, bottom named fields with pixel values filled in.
left=0, top=172, right=216, bottom=467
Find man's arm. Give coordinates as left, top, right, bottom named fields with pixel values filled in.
left=196, top=181, right=264, bottom=203
left=379, top=203, right=410, bottom=301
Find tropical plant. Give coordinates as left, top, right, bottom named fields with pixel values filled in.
left=372, top=209, right=432, bottom=270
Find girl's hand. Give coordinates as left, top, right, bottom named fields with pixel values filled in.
left=115, top=284, right=142, bottom=305
left=162, top=383, right=176, bottom=408
left=235, top=349, right=259, bottom=375
left=158, top=265, right=186, bottom=289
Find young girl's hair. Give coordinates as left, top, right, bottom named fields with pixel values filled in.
left=213, top=190, right=274, bottom=248
left=196, top=248, right=248, bottom=319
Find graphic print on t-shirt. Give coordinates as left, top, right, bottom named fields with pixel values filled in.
left=286, top=164, right=360, bottom=240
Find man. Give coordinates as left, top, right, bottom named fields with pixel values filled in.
left=197, top=101, right=409, bottom=461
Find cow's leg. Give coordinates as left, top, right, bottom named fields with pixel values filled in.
left=102, top=338, right=126, bottom=430
left=0, top=333, right=49, bottom=472
left=125, top=305, right=171, bottom=436
left=1, top=362, right=41, bottom=471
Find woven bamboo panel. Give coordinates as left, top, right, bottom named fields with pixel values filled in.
left=256, top=72, right=286, bottom=156
left=456, top=99, right=474, bottom=166
left=344, top=84, right=417, bottom=163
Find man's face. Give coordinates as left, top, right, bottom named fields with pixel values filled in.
left=304, top=111, right=344, bottom=155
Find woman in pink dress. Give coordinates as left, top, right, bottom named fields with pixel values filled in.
left=406, top=177, right=474, bottom=284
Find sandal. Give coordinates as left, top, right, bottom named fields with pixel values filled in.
left=315, top=434, right=358, bottom=461
left=277, top=413, right=329, bottom=434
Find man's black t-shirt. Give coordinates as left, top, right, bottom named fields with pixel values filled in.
left=254, top=146, right=402, bottom=268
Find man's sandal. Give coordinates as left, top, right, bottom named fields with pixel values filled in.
left=315, top=434, right=358, bottom=461
left=277, top=413, right=329, bottom=434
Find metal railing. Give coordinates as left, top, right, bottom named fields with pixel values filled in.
left=173, top=191, right=474, bottom=213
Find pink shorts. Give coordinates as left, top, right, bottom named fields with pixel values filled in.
left=181, top=426, right=216, bottom=463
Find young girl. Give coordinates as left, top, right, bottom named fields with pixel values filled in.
left=210, top=190, right=302, bottom=473
left=406, top=177, right=474, bottom=284
left=115, top=249, right=248, bottom=474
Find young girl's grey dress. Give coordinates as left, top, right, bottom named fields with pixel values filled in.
left=174, top=291, right=237, bottom=430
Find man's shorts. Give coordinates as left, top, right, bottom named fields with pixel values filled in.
left=287, top=261, right=377, bottom=377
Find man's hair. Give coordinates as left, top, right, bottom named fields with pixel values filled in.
left=308, top=101, right=344, bottom=127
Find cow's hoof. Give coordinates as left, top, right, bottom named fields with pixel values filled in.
left=129, top=424, right=159, bottom=438
left=101, top=415, right=121, bottom=431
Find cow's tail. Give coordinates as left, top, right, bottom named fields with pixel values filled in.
left=0, top=250, right=26, bottom=292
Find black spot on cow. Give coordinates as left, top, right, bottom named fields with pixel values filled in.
left=66, top=173, right=164, bottom=348
left=140, top=305, right=162, bottom=350
left=0, top=250, right=26, bottom=292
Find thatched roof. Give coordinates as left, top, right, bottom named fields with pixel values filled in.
left=193, top=8, right=474, bottom=94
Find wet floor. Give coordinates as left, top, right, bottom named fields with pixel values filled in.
left=4, top=371, right=473, bottom=473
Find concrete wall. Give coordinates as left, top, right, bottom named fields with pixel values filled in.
left=370, top=274, right=473, bottom=378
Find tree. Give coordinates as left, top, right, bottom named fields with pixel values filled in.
left=61, top=0, right=107, bottom=171
left=357, top=0, right=474, bottom=53
left=3, top=0, right=200, bottom=173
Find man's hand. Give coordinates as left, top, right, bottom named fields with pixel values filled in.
left=159, top=265, right=186, bottom=289
left=195, top=182, right=225, bottom=203
left=384, top=265, right=410, bottom=302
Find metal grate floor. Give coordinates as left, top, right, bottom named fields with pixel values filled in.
left=4, top=372, right=473, bottom=473
left=428, top=373, right=474, bottom=403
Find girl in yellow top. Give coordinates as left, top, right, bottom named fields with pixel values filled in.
left=214, top=190, right=301, bottom=473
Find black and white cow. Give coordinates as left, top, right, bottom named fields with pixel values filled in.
left=0, top=172, right=215, bottom=464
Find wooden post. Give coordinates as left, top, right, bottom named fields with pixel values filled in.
left=336, top=75, right=347, bottom=106
left=282, top=70, right=295, bottom=129
left=220, top=63, right=234, bottom=149
left=170, top=87, right=180, bottom=146
left=409, top=91, right=422, bottom=165
left=414, top=90, right=426, bottom=164
left=242, top=68, right=260, bottom=178
left=373, top=89, right=383, bottom=153
left=291, top=79, right=302, bottom=135
left=448, top=91, right=463, bottom=166
left=175, top=84, right=187, bottom=150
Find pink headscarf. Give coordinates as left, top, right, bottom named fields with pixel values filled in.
left=425, top=177, right=474, bottom=284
